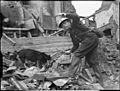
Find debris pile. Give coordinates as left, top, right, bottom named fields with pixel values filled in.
left=98, top=36, right=120, bottom=90
left=1, top=39, right=120, bottom=90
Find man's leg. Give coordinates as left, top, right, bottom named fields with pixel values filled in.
left=86, top=47, right=104, bottom=86
left=60, top=55, right=83, bottom=77
left=67, top=55, right=82, bottom=77
left=61, top=33, right=99, bottom=77
left=92, top=64, right=104, bottom=86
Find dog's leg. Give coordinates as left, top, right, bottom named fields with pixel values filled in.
left=24, top=59, right=29, bottom=69
left=16, top=55, right=25, bottom=69
left=37, top=60, right=40, bottom=68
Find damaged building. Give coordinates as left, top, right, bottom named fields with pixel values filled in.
left=1, top=1, right=76, bottom=37
left=1, top=1, right=120, bottom=90
left=94, top=1, right=119, bottom=43
left=21, top=1, right=76, bottom=31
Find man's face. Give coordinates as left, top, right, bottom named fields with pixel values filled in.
left=61, top=20, right=71, bottom=31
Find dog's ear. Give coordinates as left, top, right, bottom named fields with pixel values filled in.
left=42, top=53, right=51, bottom=60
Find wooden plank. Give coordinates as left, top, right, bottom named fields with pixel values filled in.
left=26, top=36, right=71, bottom=41
left=23, top=42, right=72, bottom=47
left=27, top=40, right=72, bottom=45
left=48, top=29, right=64, bottom=36
left=12, top=36, right=69, bottom=40
left=22, top=44, right=72, bottom=51
left=26, top=40, right=72, bottom=45
left=84, top=68, right=94, bottom=82
left=2, top=33, right=16, bottom=45
left=3, top=27, right=30, bottom=31
left=18, top=81, right=28, bottom=90
left=13, top=36, right=72, bottom=45
left=22, top=46, right=72, bottom=53
left=1, top=36, right=73, bottom=54
left=10, top=78, right=23, bottom=90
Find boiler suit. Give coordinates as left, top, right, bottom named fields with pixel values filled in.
left=63, top=13, right=103, bottom=83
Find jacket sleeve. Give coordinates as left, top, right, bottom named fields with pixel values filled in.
left=70, top=31, right=79, bottom=53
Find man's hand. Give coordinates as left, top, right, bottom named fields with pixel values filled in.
left=64, top=49, right=71, bottom=54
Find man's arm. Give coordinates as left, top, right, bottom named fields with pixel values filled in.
left=65, top=13, right=80, bottom=53
left=70, top=31, right=79, bottom=53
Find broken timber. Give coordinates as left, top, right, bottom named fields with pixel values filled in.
left=1, top=36, right=73, bottom=54
left=2, top=33, right=16, bottom=45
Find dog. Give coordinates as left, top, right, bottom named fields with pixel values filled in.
left=9, top=49, right=51, bottom=69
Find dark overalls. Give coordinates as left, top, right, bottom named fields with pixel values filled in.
left=65, top=14, right=103, bottom=82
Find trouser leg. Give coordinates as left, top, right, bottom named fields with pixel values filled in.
left=67, top=55, right=82, bottom=77
left=61, top=32, right=99, bottom=77
left=92, top=64, right=104, bottom=86
left=85, top=46, right=104, bottom=86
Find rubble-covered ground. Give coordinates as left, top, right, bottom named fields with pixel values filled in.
left=97, top=36, right=120, bottom=90
left=1, top=36, right=120, bottom=90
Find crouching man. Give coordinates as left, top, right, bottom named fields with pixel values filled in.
left=56, top=13, right=103, bottom=85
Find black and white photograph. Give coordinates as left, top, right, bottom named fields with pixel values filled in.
left=1, top=0, right=120, bottom=90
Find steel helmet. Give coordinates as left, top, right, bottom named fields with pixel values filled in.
left=56, top=16, right=70, bottom=28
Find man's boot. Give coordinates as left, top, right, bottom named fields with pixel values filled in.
left=92, top=65, right=104, bottom=87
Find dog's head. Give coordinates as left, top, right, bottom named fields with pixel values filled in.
left=40, top=52, right=51, bottom=66
left=42, top=52, right=51, bottom=60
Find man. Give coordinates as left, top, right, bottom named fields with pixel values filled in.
left=56, top=13, right=103, bottom=84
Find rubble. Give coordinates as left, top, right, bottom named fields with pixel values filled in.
left=1, top=0, right=119, bottom=90
left=1, top=40, right=120, bottom=90
left=23, top=66, right=40, bottom=77
left=53, top=78, right=69, bottom=87
left=98, top=36, right=120, bottom=89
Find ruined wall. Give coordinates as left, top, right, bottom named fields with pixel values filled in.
left=1, top=1, right=76, bottom=30
left=1, top=1, right=24, bottom=24
left=95, top=2, right=118, bottom=28
left=95, top=1, right=119, bottom=43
